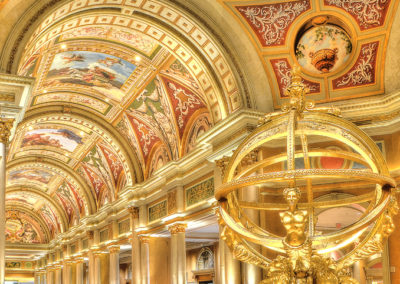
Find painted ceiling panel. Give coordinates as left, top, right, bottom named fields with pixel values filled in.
left=44, top=50, right=137, bottom=102
left=223, top=0, right=398, bottom=106
left=6, top=211, right=47, bottom=244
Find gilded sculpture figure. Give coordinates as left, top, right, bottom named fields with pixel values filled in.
left=216, top=66, right=398, bottom=283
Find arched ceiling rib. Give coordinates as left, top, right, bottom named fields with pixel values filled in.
left=7, top=158, right=96, bottom=215
left=6, top=187, right=68, bottom=236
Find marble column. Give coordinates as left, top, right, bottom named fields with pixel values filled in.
left=34, top=272, right=40, bottom=284
left=218, top=229, right=226, bottom=284
left=87, top=231, right=95, bottom=284
left=76, top=258, right=84, bottom=284
left=168, top=223, right=187, bottom=284
left=55, top=266, right=62, bottom=284
left=140, top=236, right=150, bottom=284
left=224, top=243, right=241, bottom=284
left=94, top=252, right=102, bottom=284
left=0, top=119, right=13, bottom=283
left=109, top=245, right=120, bottom=284
left=40, top=271, right=47, bottom=284
left=128, top=206, right=141, bottom=284
left=46, top=267, right=53, bottom=284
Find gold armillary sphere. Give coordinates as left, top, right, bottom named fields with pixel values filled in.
left=215, top=66, right=398, bottom=283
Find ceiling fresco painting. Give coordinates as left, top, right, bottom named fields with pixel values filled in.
left=45, top=51, right=137, bottom=102
left=295, top=24, right=352, bottom=74
left=8, top=169, right=54, bottom=186
left=6, top=192, right=44, bottom=209
left=222, top=0, right=398, bottom=105
left=5, top=211, right=46, bottom=244
left=21, top=128, right=83, bottom=152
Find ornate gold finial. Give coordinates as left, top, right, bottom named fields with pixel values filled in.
left=282, top=65, right=310, bottom=113
left=258, top=66, right=341, bottom=126
left=0, top=118, right=14, bottom=144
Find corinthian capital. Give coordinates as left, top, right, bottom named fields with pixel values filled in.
left=0, top=118, right=14, bottom=144
left=168, top=223, right=187, bottom=235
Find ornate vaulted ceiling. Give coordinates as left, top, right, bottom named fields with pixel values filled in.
left=221, top=0, right=398, bottom=106
left=0, top=0, right=399, bottom=245
left=4, top=0, right=234, bottom=244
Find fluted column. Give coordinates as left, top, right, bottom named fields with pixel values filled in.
left=87, top=231, right=95, bottom=284
left=128, top=206, right=141, bottom=284
left=109, top=245, right=120, bottom=284
left=218, top=227, right=226, bottom=284
left=34, top=272, right=40, bottom=284
left=225, top=243, right=241, bottom=284
left=76, top=258, right=84, bottom=284
left=0, top=118, right=13, bottom=283
left=40, top=271, right=47, bottom=284
left=94, top=252, right=102, bottom=284
left=140, top=236, right=150, bottom=284
left=46, top=267, right=54, bottom=284
left=168, top=223, right=187, bottom=284
left=55, top=265, right=62, bottom=284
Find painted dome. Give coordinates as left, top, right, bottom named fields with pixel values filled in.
left=296, top=24, right=352, bottom=74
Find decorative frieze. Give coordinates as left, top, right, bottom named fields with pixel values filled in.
left=86, top=231, right=94, bottom=240
left=118, top=219, right=131, bottom=235
left=186, top=178, right=214, bottom=207
left=167, top=190, right=177, bottom=215
left=148, top=200, right=167, bottom=222
left=100, top=229, right=109, bottom=243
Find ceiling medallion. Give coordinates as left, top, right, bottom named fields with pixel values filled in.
left=295, top=16, right=353, bottom=75
left=216, top=66, right=397, bottom=283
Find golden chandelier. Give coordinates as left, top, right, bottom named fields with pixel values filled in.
left=215, top=66, right=398, bottom=283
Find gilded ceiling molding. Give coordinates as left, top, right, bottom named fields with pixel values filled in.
left=7, top=157, right=96, bottom=216
left=5, top=204, right=52, bottom=243
left=6, top=187, right=69, bottom=233
left=23, top=105, right=144, bottom=185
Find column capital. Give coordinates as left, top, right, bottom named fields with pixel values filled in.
left=139, top=235, right=150, bottom=243
left=108, top=245, right=120, bottom=254
left=74, top=257, right=85, bottom=264
left=128, top=206, right=139, bottom=218
left=0, top=118, right=14, bottom=144
left=93, top=251, right=107, bottom=258
left=168, top=223, right=187, bottom=234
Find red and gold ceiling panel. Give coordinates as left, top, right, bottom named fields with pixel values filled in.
left=222, top=0, right=399, bottom=107
left=117, top=57, right=212, bottom=178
